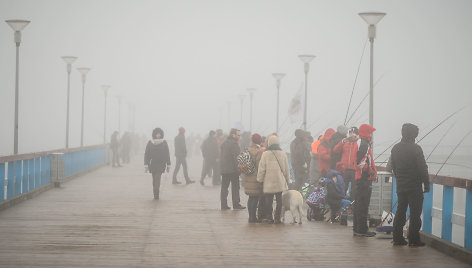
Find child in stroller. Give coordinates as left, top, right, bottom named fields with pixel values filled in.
left=305, top=180, right=328, bottom=221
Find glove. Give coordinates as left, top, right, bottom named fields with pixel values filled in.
left=423, top=184, right=430, bottom=193
left=144, top=165, right=149, bottom=173
left=166, top=165, right=170, bottom=173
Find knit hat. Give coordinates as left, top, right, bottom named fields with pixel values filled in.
left=251, top=133, right=262, bottom=145
left=178, top=127, right=185, bottom=133
left=267, top=135, right=280, bottom=146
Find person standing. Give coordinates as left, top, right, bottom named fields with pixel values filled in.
left=200, top=130, right=219, bottom=186
left=391, top=123, right=430, bottom=247
left=220, top=128, right=245, bottom=210
left=318, top=128, right=336, bottom=178
left=290, top=129, right=311, bottom=191
left=243, top=133, right=264, bottom=223
left=110, top=131, right=122, bottom=167
left=309, top=135, right=323, bottom=184
left=257, top=135, right=291, bottom=224
left=172, top=127, right=195, bottom=184
left=144, top=128, right=171, bottom=200
left=333, top=127, right=359, bottom=196
left=330, top=125, right=348, bottom=169
left=352, top=124, right=377, bottom=237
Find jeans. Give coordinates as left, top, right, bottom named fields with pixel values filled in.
left=264, top=192, right=282, bottom=221
left=220, top=173, right=241, bottom=208
left=352, top=175, right=372, bottom=233
left=173, top=156, right=190, bottom=182
left=393, top=189, right=424, bottom=243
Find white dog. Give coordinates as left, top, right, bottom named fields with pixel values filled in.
left=281, top=190, right=305, bottom=224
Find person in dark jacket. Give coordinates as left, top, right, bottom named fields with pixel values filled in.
left=200, top=130, right=219, bottom=186
left=324, top=170, right=346, bottom=222
left=144, top=128, right=171, bottom=200
left=172, top=127, right=195, bottom=184
left=110, top=131, right=122, bottom=167
left=330, top=125, right=348, bottom=169
left=391, top=123, right=430, bottom=247
left=352, top=124, right=377, bottom=237
left=220, top=128, right=245, bottom=210
left=290, top=129, right=311, bottom=190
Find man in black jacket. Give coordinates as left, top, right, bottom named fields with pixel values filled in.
left=172, top=127, right=195, bottom=184
left=290, top=129, right=311, bottom=191
left=220, top=128, right=245, bottom=210
left=391, top=123, right=430, bottom=247
left=200, top=130, right=219, bottom=186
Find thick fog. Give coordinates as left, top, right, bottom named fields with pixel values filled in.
left=1, top=0, right=471, bottom=175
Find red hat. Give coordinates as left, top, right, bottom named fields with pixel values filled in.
left=178, top=127, right=185, bottom=133
left=251, top=133, right=262, bottom=145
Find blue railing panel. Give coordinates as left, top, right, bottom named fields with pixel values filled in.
left=423, top=183, right=434, bottom=234
left=14, top=161, right=22, bottom=197
left=465, top=189, right=472, bottom=250
left=442, top=186, right=454, bottom=242
left=41, top=156, right=51, bottom=186
left=0, top=163, right=5, bottom=202
left=34, top=158, right=40, bottom=189
left=22, top=160, right=28, bottom=194
left=28, top=159, right=34, bottom=192
left=6, top=162, right=14, bottom=200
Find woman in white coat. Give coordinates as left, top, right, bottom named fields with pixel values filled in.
left=256, top=135, right=291, bottom=223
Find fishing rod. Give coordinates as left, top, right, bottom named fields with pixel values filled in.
left=425, top=122, right=456, bottom=161
left=344, top=38, right=369, bottom=126
left=345, top=72, right=387, bottom=126
left=434, top=129, right=472, bottom=177
left=416, top=105, right=468, bottom=143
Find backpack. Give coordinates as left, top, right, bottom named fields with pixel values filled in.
left=237, top=150, right=255, bottom=176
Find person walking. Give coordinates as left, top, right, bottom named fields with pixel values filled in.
left=352, top=124, right=377, bottom=237
left=390, top=123, right=430, bottom=247
left=172, top=127, right=195, bottom=184
left=110, top=131, right=122, bottom=167
left=220, top=128, right=245, bottom=210
left=243, top=133, right=264, bottom=223
left=257, top=135, right=291, bottom=224
left=200, top=130, right=219, bottom=186
left=144, top=128, right=171, bottom=200
left=290, top=129, right=311, bottom=191
left=333, top=127, right=359, bottom=196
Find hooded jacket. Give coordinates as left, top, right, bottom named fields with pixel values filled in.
left=318, top=128, right=336, bottom=177
left=333, top=135, right=360, bottom=177
left=243, top=143, right=264, bottom=196
left=357, top=124, right=377, bottom=180
left=257, top=136, right=291, bottom=194
left=391, top=123, right=430, bottom=193
left=201, top=135, right=219, bottom=161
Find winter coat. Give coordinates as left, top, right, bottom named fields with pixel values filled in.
left=330, top=132, right=346, bottom=169
left=333, top=136, right=360, bottom=178
left=257, top=136, right=291, bottom=194
left=144, top=139, right=171, bottom=174
left=357, top=124, right=377, bottom=180
left=201, top=136, right=219, bottom=161
left=391, top=123, right=430, bottom=193
left=290, top=129, right=311, bottom=169
left=220, top=136, right=241, bottom=175
left=318, top=128, right=336, bottom=177
left=243, top=143, right=263, bottom=196
left=174, top=133, right=187, bottom=158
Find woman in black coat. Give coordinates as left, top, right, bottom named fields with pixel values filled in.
left=144, top=128, right=171, bottom=200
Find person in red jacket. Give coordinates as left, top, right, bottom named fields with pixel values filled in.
left=352, top=124, right=377, bottom=237
left=317, top=128, right=335, bottom=178
left=333, top=127, right=359, bottom=196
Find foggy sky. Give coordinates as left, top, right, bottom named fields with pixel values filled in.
left=1, top=0, right=472, bottom=158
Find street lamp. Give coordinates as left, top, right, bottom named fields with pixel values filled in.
left=5, top=19, right=30, bottom=154
left=247, top=88, right=256, bottom=132
left=61, top=56, right=78, bottom=149
left=272, top=73, right=286, bottom=133
left=77, top=67, right=91, bottom=147
left=101, top=85, right=110, bottom=144
left=359, top=12, right=386, bottom=129
left=238, top=94, right=246, bottom=125
left=298, top=55, right=315, bottom=131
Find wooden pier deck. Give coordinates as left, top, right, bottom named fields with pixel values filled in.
left=0, top=156, right=469, bottom=267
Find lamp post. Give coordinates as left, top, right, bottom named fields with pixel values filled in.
left=272, top=73, right=286, bottom=133
left=101, top=85, right=110, bottom=144
left=298, top=55, right=316, bottom=131
left=227, top=101, right=232, bottom=130
left=359, top=12, right=386, bottom=129
left=5, top=20, right=30, bottom=154
left=77, top=67, right=91, bottom=147
left=247, top=88, right=256, bottom=132
left=61, top=56, right=78, bottom=149
left=238, top=94, right=246, bottom=125
left=116, top=95, right=122, bottom=133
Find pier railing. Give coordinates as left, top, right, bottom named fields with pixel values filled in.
left=0, top=145, right=107, bottom=206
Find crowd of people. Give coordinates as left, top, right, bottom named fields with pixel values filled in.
left=143, top=122, right=430, bottom=247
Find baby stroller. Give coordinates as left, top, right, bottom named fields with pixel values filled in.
left=306, top=184, right=328, bottom=221
left=336, top=199, right=354, bottom=225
